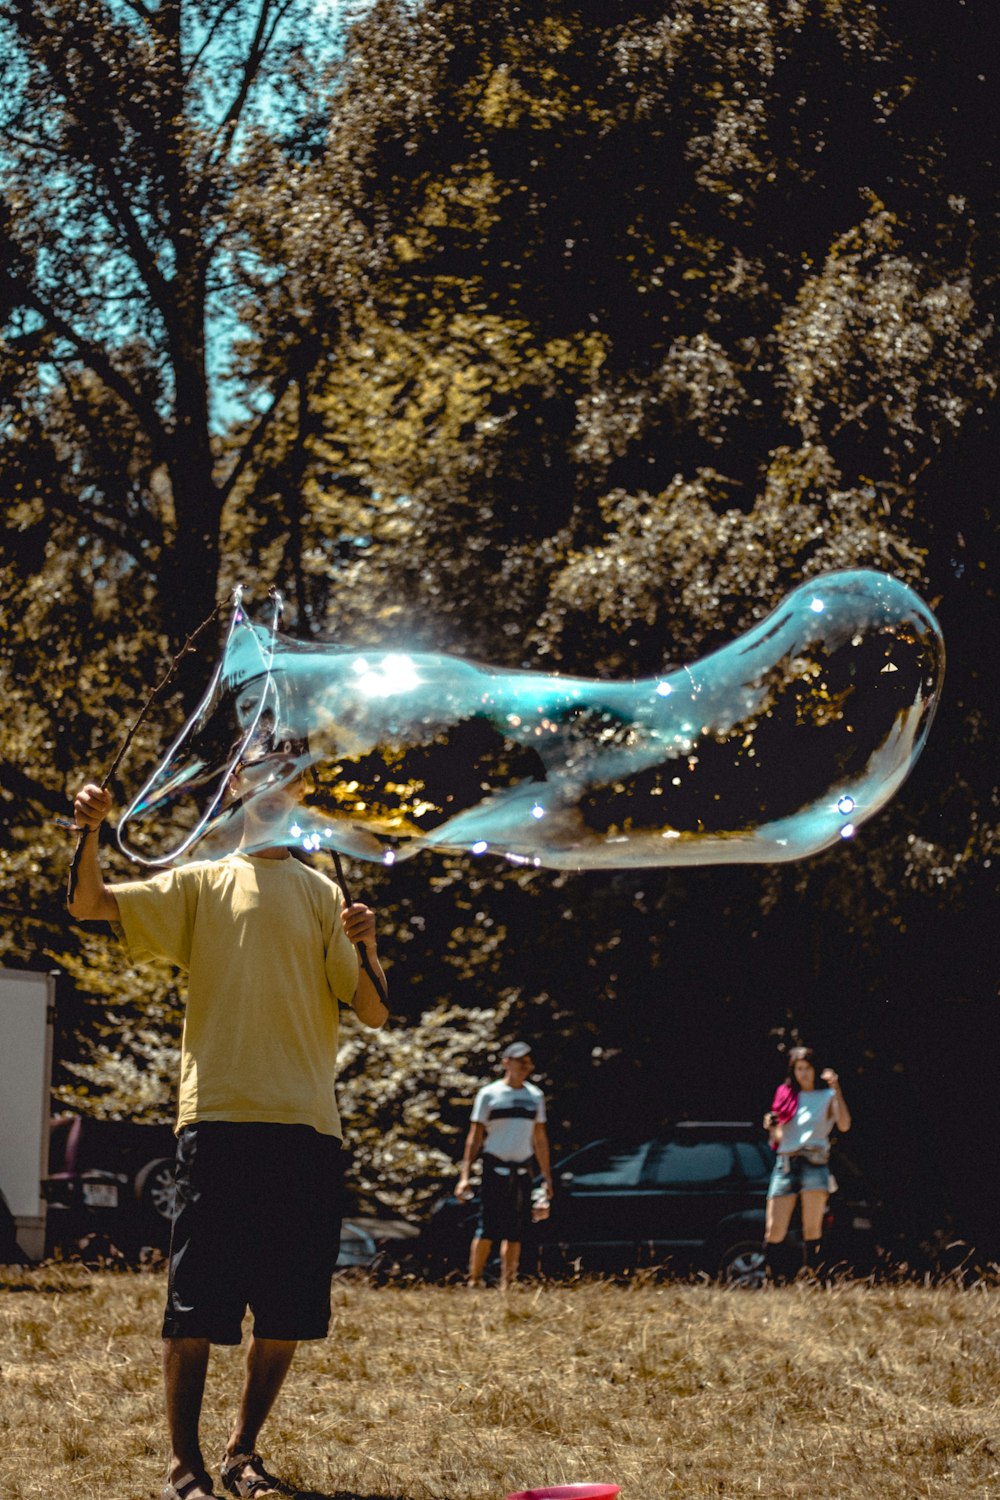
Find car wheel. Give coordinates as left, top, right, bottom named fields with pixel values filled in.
left=718, top=1240, right=766, bottom=1288
left=135, top=1158, right=179, bottom=1237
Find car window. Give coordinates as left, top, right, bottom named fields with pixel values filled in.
left=561, top=1141, right=648, bottom=1189
left=736, top=1141, right=773, bottom=1181
left=643, top=1140, right=736, bottom=1186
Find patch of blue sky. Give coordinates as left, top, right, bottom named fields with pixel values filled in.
left=3, top=0, right=377, bottom=437
left=195, top=0, right=377, bottom=432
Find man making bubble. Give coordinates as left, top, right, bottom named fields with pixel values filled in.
left=456, top=1042, right=553, bottom=1289
left=68, top=758, right=388, bottom=1500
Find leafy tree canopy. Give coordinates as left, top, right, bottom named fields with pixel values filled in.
left=2, top=0, right=997, bottom=1232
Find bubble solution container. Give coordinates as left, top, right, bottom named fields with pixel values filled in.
left=506, top=1487, right=620, bottom=1500
left=531, top=1185, right=551, bottom=1222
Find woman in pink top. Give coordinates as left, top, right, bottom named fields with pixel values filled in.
left=762, top=1046, right=852, bottom=1280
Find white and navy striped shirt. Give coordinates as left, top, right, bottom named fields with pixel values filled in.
left=471, top=1079, right=546, bottom=1162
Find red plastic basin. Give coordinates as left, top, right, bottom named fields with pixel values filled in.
left=506, top=1488, right=620, bottom=1500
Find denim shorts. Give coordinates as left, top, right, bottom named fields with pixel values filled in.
left=767, top=1152, right=831, bottom=1198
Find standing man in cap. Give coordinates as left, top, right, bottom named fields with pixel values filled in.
left=456, top=1042, right=553, bottom=1289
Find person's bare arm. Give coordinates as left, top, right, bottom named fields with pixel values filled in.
left=67, top=784, right=120, bottom=923
left=533, top=1120, right=554, bottom=1196
left=342, top=903, right=389, bottom=1028
left=456, top=1121, right=486, bottom=1200
left=823, top=1069, right=852, bottom=1132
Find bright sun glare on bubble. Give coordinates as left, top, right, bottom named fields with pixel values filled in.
left=353, top=652, right=421, bottom=698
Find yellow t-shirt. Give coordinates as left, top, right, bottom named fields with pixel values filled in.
left=114, top=853, right=359, bottom=1138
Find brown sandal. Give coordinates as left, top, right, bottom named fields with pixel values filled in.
left=162, top=1471, right=215, bottom=1500
left=219, top=1451, right=287, bottom=1498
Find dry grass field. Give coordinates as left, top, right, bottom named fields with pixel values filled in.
left=2, top=1266, right=1000, bottom=1500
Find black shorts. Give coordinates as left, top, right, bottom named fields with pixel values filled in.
left=476, top=1156, right=533, bottom=1243
left=163, top=1122, right=344, bottom=1344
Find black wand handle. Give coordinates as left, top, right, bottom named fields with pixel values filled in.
left=331, top=849, right=390, bottom=1012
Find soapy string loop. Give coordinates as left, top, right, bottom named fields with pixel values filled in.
left=67, top=592, right=236, bottom=904
left=115, top=586, right=283, bottom=867
left=69, top=583, right=390, bottom=1012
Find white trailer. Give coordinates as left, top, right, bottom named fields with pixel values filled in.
left=0, top=967, right=55, bottom=1260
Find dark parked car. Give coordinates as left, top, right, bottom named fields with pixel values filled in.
left=42, top=1114, right=416, bottom=1270
left=412, top=1121, right=879, bottom=1285
left=43, top=1115, right=180, bottom=1260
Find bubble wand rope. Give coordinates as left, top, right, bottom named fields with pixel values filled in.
left=116, top=586, right=283, bottom=867
left=330, top=846, right=390, bottom=1013
left=66, top=596, right=233, bottom=906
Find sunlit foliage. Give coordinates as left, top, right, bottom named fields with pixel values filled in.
left=1, top=0, right=997, bottom=1228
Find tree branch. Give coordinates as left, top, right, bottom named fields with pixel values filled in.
left=218, top=362, right=297, bottom=504
left=15, top=286, right=169, bottom=452
left=45, top=483, right=156, bottom=565
left=210, top=0, right=299, bottom=162
left=183, top=2, right=232, bottom=86
left=56, top=388, right=166, bottom=557
left=91, top=153, right=174, bottom=323
left=115, top=0, right=154, bottom=20
left=0, top=761, right=73, bottom=819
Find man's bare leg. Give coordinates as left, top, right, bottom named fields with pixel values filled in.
left=499, top=1239, right=521, bottom=1290
left=163, top=1337, right=212, bottom=1488
left=469, top=1235, right=493, bottom=1286
left=224, top=1336, right=297, bottom=1470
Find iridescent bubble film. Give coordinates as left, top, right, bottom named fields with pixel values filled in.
left=117, top=570, right=944, bottom=870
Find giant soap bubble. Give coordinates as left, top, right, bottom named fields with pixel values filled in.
left=117, top=569, right=944, bottom=870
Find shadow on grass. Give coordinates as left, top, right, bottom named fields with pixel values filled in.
left=0, top=1275, right=93, bottom=1294
left=295, top=1492, right=430, bottom=1500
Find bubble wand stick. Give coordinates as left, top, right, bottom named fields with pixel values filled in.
left=66, top=596, right=232, bottom=906
left=328, top=846, right=390, bottom=1012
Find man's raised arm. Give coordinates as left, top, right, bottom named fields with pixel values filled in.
left=343, top=902, right=389, bottom=1029
left=67, top=784, right=121, bottom=923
